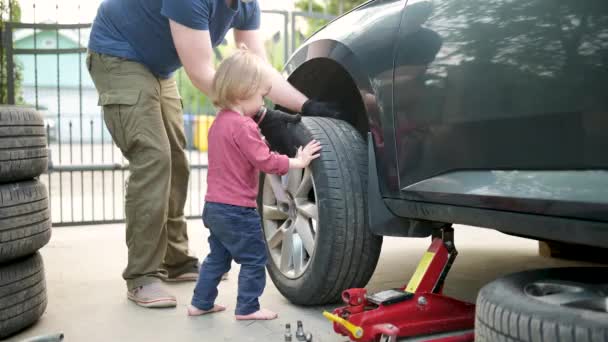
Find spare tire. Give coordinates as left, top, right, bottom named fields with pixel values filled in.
left=0, top=253, right=47, bottom=339
left=0, top=106, right=48, bottom=183
left=258, top=117, right=382, bottom=305
left=476, top=267, right=608, bottom=342
left=0, top=180, right=51, bottom=263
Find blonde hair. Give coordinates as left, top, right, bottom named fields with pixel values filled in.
left=211, top=44, right=271, bottom=110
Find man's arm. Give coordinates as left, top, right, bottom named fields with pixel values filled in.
left=170, top=19, right=215, bottom=96
left=234, top=29, right=308, bottom=113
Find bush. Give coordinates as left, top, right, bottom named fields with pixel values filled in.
left=0, top=0, right=23, bottom=104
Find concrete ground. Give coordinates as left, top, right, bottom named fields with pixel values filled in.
left=7, top=222, right=601, bottom=342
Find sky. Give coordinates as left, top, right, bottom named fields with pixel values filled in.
left=18, top=0, right=296, bottom=24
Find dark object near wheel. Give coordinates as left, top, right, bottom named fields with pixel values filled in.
left=258, top=117, right=382, bottom=305
left=0, top=106, right=48, bottom=183
left=0, top=253, right=47, bottom=339
left=476, top=267, right=608, bottom=341
left=0, top=180, right=51, bottom=263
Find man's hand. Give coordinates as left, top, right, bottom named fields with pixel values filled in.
left=257, top=107, right=301, bottom=125
left=258, top=108, right=301, bottom=156
left=301, top=99, right=341, bottom=118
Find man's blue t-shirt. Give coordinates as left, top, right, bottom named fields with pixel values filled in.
left=88, top=0, right=260, bottom=78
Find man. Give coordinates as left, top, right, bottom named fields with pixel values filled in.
left=87, top=0, right=337, bottom=308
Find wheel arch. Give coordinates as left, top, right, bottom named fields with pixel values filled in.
left=282, top=40, right=372, bottom=140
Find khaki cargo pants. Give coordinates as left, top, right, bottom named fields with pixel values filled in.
left=87, top=51, right=198, bottom=290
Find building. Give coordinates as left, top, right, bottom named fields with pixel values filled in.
left=14, top=28, right=105, bottom=144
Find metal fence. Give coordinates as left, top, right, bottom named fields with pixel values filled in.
left=2, top=3, right=335, bottom=226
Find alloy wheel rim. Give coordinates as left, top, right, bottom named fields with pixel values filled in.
left=261, top=167, right=318, bottom=279
left=524, top=280, right=608, bottom=313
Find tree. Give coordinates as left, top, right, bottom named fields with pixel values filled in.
left=0, top=0, right=23, bottom=104
left=296, top=0, right=366, bottom=16
left=176, top=69, right=214, bottom=115
left=294, top=0, right=366, bottom=47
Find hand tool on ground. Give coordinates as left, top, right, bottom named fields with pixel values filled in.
left=295, top=320, right=306, bottom=341
left=324, top=225, right=475, bottom=342
left=284, top=323, right=293, bottom=341
left=21, top=333, right=64, bottom=342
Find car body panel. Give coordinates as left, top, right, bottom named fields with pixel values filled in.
left=402, top=170, right=608, bottom=222
left=283, top=0, right=608, bottom=247
left=384, top=196, right=608, bottom=248
left=392, top=0, right=608, bottom=220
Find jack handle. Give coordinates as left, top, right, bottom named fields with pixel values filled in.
left=323, top=311, right=364, bottom=339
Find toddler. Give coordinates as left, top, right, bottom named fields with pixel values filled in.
left=188, top=47, right=321, bottom=320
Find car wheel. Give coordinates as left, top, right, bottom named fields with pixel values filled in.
left=0, top=106, right=48, bottom=184
left=476, top=267, right=608, bottom=341
left=258, top=117, right=382, bottom=305
left=0, top=253, right=47, bottom=339
left=0, top=180, right=52, bottom=263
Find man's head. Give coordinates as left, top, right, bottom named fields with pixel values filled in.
left=212, top=45, right=272, bottom=115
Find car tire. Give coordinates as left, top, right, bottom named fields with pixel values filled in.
left=0, top=252, right=47, bottom=339
left=0, top=106, right=48, bottom=183
left=475, top=267, right=608, bottom=342
left=258, top=117, right=382, bottom=305
left=0, top=180, right=51, bottom=263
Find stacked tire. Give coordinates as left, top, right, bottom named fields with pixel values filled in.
left=0, top=106, right=51, bottom=339
left=475, top=268, right=608, bottom=342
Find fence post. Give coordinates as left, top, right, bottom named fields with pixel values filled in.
left=291, top=12, right=297, bottom=55
left=5, top=22, right=15, bottom=105
left=283, top=12, right=289, bottom=63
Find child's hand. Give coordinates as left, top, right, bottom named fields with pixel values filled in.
left=291, top=140, right=321, bottom=169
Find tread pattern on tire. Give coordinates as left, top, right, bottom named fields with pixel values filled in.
left=475, top=268, right=608, bottom=342
left=309, top=117, right=381, bottom=304
left=0, top=252, right=47, bottom=339
left=265, top=117, right=382, bottom=305
left=0, top=180, right=51, bottom=263
left=0, top=106, right=48, bottom=183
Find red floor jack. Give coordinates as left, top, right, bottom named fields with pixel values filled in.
left=324, top=226, right=475, bottom=342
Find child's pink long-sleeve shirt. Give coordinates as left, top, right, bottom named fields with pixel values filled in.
left=204, top=110, right=290, bottom=208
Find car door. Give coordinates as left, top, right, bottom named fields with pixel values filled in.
left=391, top=0, right=608, bottom=219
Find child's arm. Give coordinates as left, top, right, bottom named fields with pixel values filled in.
left=234, top=121, right=320, bottom=175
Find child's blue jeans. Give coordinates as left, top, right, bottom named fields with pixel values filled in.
left=191, top=202, right=268, bottom=315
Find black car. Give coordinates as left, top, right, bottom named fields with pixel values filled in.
left=258, top=0, right=607, bottom=339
